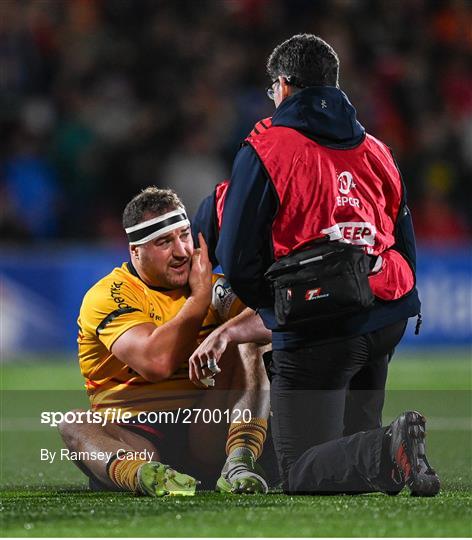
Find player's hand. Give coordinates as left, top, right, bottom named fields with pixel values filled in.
left=189, top=233, right=212, bottom=305
left=188, top=329, right=228, bottom=385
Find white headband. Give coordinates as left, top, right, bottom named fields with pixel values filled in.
left=125, top=207, right=190, bottom=245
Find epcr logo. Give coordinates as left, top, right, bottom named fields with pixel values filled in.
left=337, top=171, right=355, bottom=195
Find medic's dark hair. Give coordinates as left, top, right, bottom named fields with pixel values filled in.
left=267, top=34, right=339, bottom=88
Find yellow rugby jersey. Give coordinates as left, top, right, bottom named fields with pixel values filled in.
left=77, top=262, right=244, bottom=414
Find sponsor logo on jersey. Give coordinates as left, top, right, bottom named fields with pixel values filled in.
left=337, top=171, right=356, bottom=195
left=110, top=281, right=132, bottom=310
left=321, top=222, right=377, bottom=247
left=212, top=277, right=236, bottom=319
left=336, top=171, right=360, bottom=207
left=336, top=195, right=360, bottom=207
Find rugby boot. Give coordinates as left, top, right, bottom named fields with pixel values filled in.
left=387, top=411, right=440, bottom=497
left=137, top=461, right=198, bottom=497
left=217, top=448, right=268, bottom=494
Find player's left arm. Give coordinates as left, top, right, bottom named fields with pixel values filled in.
left=188, top=307, right=271, bottom=384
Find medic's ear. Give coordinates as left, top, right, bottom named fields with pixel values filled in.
left=279, top=76, right=292, bottom=100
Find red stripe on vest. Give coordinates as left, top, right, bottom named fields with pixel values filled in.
left=249, top=117, right=272, bottom=138
left=215, top=180, right=230, bottom=231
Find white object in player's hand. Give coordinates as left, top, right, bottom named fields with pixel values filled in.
left=199, top=358, right=220, bottom=387
left=200, top=376, right=215, bottom=387
left=207, top=358, right=221, bottom=374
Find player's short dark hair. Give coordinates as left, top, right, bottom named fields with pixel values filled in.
left=122, top=187, right=184, bottom=228
left=267, top=34, right=339, bottom=88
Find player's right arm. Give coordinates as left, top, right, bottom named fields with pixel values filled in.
left=111, top=236, right=212, bottom=382
left=188, top=307, right=271, bottom=384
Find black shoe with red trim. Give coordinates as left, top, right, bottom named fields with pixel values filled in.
left=387, top=410, right=440, bottom=497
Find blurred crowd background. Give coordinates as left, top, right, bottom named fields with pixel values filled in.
left=1, top=0, right=471, bottom=245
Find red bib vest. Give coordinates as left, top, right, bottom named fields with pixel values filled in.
left=244, top=126, right=414, bottom=301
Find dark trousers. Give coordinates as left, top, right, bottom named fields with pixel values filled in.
left=270, top=320, right=407, bottom=491
left=288, top=426, right=398, bottom=493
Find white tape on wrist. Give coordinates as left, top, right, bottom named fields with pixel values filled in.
left=207, top=358, right=221, bottom=374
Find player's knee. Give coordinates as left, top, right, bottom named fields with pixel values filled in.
left=57, top=420, right=76, bottom=447
left=57, top=409, right=85, bottom=446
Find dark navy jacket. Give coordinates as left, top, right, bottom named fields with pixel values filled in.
left=192, top=192, right=220, bottom=268
left=210, top=87, right=420, bottom=350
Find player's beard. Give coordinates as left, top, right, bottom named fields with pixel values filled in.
left=135, top=248, right=191, bottom=290
left=163, top=260, right=191, bottom=289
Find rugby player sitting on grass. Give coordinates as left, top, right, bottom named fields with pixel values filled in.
left=58, top=187, right=272, bottom=497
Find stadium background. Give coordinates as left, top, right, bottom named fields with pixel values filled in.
left=0, top=0, right=471, bottom=537
left=1, top=0, right=471, bottom=354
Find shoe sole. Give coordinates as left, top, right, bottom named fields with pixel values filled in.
left=216, top=475, right=233, bottom=493
left=164, top=468, right=198, bottom=496
left=402, top=411, right=440, bottom=497
left=216, top=474, right=268, bottom=494
left=216, top=460, right=269, bottom=494
left=138, top=462, right=197, bottom=497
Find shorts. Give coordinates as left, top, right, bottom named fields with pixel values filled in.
left=82, top=412, right=219, bottom=491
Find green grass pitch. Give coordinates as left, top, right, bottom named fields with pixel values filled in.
left=1, top=350, right=471, bottom=537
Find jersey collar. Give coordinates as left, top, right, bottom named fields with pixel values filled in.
left=126, top=260, right=174, bottom=292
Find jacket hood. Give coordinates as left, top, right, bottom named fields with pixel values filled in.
left=271, top=86, right=365, bottom=148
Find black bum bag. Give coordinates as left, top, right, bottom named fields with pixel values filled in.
left=264, top=240, right=375, bottom=329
